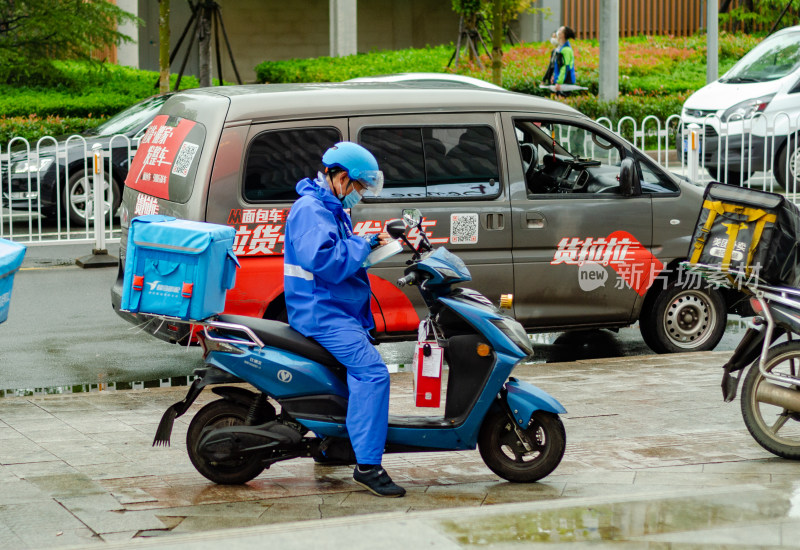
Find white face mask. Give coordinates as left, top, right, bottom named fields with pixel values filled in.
left=550, top=36, right=558, bottom=46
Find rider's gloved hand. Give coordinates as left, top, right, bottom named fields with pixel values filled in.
left=368, top=233, right=382, bottom=250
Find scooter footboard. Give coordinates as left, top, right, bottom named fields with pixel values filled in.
left=505, top=377, right=566, bottom=428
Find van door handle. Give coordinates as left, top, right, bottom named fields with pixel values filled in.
left=526, top=212, right=545, bottom=229
left=483, top=213, right=505, bottom=230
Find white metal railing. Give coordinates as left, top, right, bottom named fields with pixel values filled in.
left=608, top=111, right=800, bottom=200
left=1, top=134, right=136, bottom=244
left=3, top=113, right=800, bottom=243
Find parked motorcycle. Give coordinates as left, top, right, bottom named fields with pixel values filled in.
left=718, top=280, right=800, bottom=459
left=152, top=209, right=567, bottom=484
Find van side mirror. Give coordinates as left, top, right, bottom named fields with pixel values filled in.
left=385, top=219, right=406, bottom=239
left=619, top=158, right=635, bottom=196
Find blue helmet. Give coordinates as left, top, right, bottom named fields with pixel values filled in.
left=322, top=142, right=384, bottom=197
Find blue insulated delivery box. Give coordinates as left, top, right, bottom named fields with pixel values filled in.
left=0, top=239, right=26, bottom=324
left=121, top=216, right=240, bottom=321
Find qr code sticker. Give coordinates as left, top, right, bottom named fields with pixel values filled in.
left=450, top=213, right=479, bottom=244
left=171, top=142, right=199, bottom=177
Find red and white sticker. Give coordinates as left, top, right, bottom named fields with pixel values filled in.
left=125, top=115, right=197, bottom=200
left=228, top=208, right=288, bottom=256
left=551, top=231, right=664, bottom=296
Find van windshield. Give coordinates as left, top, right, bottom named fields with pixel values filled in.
left=721, top=31, right=800, bottom=83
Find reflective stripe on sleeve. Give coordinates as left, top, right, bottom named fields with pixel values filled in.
left=284, top=263, right=314, bottom=281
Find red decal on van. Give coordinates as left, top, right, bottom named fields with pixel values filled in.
left=125, top=115, right=197, bottom=199
left=606, top=230, right=663, bottom=296
left=227, top=208, right=289, bottom=256
left=551, top=231, right=663, bottom=296
left=353, top=219, right=448, bottom=247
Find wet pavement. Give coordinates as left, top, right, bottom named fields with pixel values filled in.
left=1, top=348, right=800, bottom=548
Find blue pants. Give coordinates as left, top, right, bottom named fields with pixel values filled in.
left=310, top=327, right=390, bottom=465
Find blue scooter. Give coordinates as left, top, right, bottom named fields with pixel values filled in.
left=153, top=209, right=567, bottom=484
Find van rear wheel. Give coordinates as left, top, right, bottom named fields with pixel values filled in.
left=640, top=281, right=726, bottom=354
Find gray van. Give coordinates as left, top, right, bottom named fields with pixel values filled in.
left=112, top=82, right=735, bottom=354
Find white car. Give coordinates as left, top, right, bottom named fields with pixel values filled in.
left=681, top=26, right=800, bottom=187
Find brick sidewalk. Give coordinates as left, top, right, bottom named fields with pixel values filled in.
left=1, top=349, right=798, bottom=548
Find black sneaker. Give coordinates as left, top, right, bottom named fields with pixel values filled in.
left=353, top=466, right=406, bottom=497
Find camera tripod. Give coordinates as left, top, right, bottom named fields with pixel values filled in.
left=158, top=0, right=243, bottom=91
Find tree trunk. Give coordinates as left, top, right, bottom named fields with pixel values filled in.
left=491, top=0, right=502, bottom=86
left=158, top=0, right=170, bottom=93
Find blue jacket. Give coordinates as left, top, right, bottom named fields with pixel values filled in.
left=283, top=175, right=373, bottom=337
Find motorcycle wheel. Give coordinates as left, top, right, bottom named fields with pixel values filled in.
left=741, top=341, right=800, bottom=460
left=478, top=408, right=565, bottom=483
left=186, top=399, right=265, bottom=484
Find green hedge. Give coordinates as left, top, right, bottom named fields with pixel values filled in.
left=0, top=62, right=202, bottom=147
left=255, top=45, right=455, bottom=84
left=0, top=115, right=103, bottom=147
left=0, top=33, right=767, bottom=145
left=255, top=33, right=762, bottom=127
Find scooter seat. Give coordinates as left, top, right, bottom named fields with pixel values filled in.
left=214, top=314, right=347, bottom=380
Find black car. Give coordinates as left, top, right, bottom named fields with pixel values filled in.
left=2, top=94, right=171, bottom=225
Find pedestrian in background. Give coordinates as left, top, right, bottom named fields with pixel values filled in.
left=552, top=26, right=577, bottom=95
left=541, top=30, right=559, bottom=85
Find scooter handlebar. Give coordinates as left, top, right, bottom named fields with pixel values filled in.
left=397, top=272, right=419, bottom=287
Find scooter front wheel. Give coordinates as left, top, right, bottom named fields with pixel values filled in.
left=741, top=341, right=800, bottom=459
left=186, top=399, right=265, bottom=484
left=478, top=408, right=566, bottom=482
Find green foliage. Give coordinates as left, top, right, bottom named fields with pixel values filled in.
left=0, top=115, right=103, bottom=148
left=256, top=32, right=763, bottom=128
left=452, top=0, right=483, bottom=15
left=0, top=31, right=774, bottom=145
left=560, top=93, right=690, bottom=125
left=452, top=0, right=539, bottom=20
left=0, top=62, right=201, bottom=147
left=0, top=61, right=201, bottom=116
left=0, top=0, right=140, bottom=86
left=256, top=46, right=454, bottom=83
left=720, top=0, right=800, bottom=33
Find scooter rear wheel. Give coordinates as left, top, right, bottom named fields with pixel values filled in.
left=186, top=399, right=265, bottom=484
left=741, top=341, right=800, bottom=459
left=478, top=408, right=565, bottom=482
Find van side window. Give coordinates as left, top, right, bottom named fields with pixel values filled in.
left=359, top=128, right=426, bottom=198
left=243, top=127, right=341, bottom=202
left=360, top=126, right=501, bottom=200
left=635, top=151, right=680, bottom=193
left=514, top=119, right=625, bottom=196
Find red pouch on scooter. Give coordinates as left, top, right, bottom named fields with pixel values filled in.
left=412, top=320, right=443, bottom=408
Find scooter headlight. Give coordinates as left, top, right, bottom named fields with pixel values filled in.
left=490, top=317, right=532, bottom=355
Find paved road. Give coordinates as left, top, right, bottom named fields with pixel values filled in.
left=1, top=244, right=204, bottom=391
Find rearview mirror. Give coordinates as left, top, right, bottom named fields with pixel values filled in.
left=402, top=209, right=422, bottom=227
left=619, top=158, right=635, bottom=196
left=385, top=219, right=406, bottom=239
